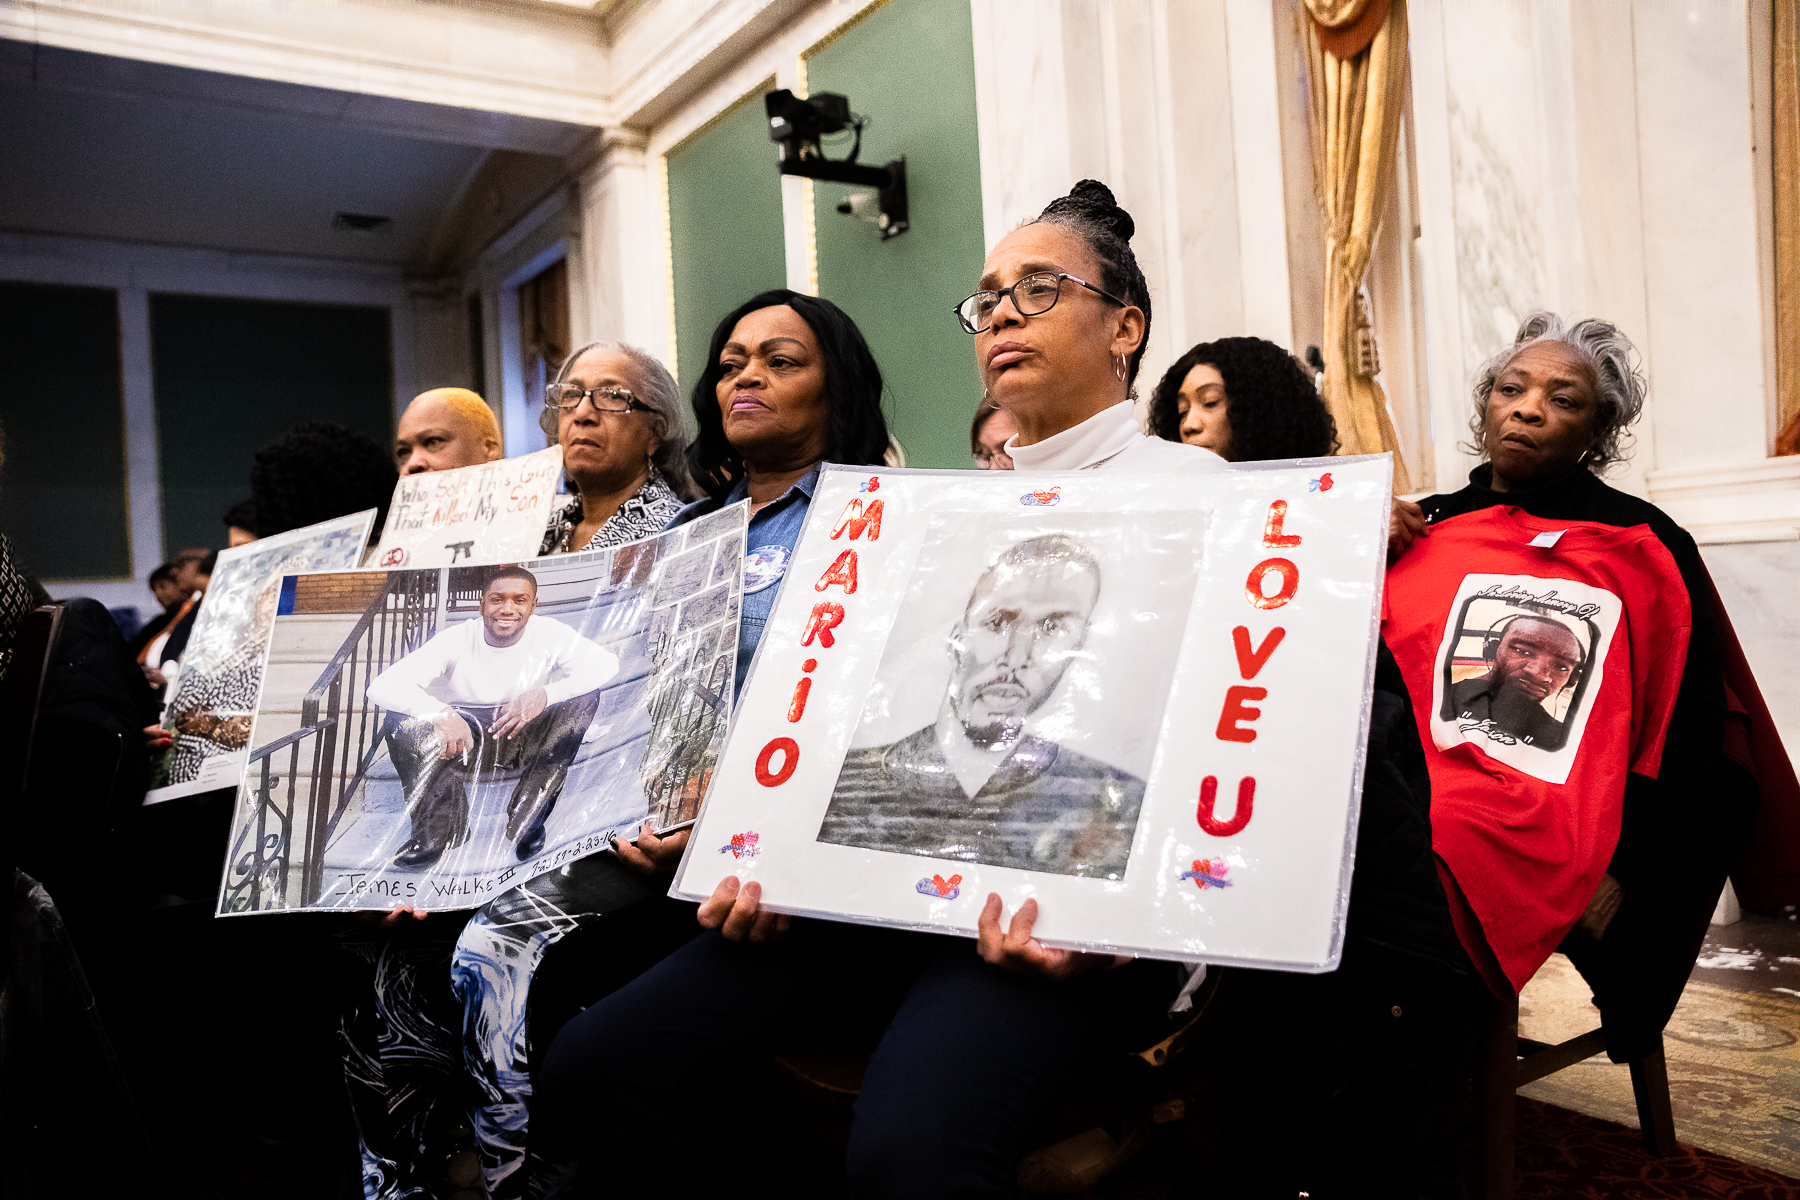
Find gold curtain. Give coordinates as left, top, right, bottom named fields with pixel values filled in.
left=1303, top=0, right=1412, bottom=492
left=1775, top=0, right=1800, bottom=453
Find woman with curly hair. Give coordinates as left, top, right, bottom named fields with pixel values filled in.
left=1147, top=336, right=1337, bottom=460
left=250, top=421, right=398, bottom=538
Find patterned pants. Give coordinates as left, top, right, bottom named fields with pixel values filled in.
left=342, top=854, right=695, bottom=1200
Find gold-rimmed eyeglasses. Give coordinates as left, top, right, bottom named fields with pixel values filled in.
left=952, top=271, right=1130, bottom=335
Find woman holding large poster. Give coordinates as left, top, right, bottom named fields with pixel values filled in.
left=342, top=311, right=889, bottom=1200
left=535, top=182, right=1230, bottom=1197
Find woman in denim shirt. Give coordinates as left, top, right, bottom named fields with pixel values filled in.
left=661, top=289, right=893, bottom=699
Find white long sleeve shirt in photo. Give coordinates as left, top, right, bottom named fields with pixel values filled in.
left=365, top=615, right=620, bottom=717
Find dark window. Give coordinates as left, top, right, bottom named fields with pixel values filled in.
left=519, top=259, right=568, bottom=438
left=0, top=282, right=130, bottom=580
left=151, top=294, right=392, bottom=552
left=467, top=292, right=487, bottom=395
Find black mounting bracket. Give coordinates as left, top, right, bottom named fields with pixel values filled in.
left=782, top=155, right=908, bottom=240
left=765, top=88, right=909, bottom=240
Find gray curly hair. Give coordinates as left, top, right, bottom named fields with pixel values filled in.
left=542, top=340, right=696, bottom=499
left=1468, top=312, right=1645, bottom=476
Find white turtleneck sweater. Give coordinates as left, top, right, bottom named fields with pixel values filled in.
left=1006, top=397, right=1222, bottom=1010
left=1004, top=400, right=1226, bottom=474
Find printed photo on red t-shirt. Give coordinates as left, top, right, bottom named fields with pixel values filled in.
left=1427, top=574, right=1621, bottom=784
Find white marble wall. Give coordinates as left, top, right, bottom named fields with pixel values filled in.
left=1409, top=0, right=1796, bottom=524
left=1406, top=0, right=1799, bottom=741
left=969, top=0, right=1305, bottom=396
left=1703, top=542, right=1800, bottom=759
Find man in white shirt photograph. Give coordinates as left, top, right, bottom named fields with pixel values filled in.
left=366, top=564, right=619, bottom=867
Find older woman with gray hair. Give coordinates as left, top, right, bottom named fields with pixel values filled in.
left=539, top=340, right=697, bottom=555
left=349, top=340, right=708, bottom=1199
left=1388, top=311, right=1644, bottom=553
left=1390, top=310, right=1756, bottom=1096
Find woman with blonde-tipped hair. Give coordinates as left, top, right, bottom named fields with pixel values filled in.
left=394, top=387, right=504, bottom=474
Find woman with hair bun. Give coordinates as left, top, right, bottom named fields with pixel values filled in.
left=535, top=183, right=1209, bottom=1199
left=1147, top=336, right=1338, bottom=461
left=962, top=180, right=1225, bottom=477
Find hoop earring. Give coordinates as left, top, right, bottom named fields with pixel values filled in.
left=1114, top=355, right=1127, bottom=383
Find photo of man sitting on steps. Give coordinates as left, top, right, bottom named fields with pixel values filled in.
left=365, top=564, right=620, bottom=867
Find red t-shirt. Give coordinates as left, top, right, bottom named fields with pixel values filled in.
left=1381, top=507, right=1691, bottom=992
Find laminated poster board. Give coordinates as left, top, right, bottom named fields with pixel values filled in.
left=674, top=460, right=1392, bottom=970
left=372, top=445, right=562, bottom=569
left=148, top=510, right=377, bottom=805
left=218, top=504, right=747, bottom=914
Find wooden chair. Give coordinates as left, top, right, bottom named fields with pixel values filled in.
left=1474, top=873, right=1679, bottom=1200
left=1477, top=992, right=1678, bottom=1200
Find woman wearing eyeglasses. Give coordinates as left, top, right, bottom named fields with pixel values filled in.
left=533, top=184, right=1206, bottom=1200
left=438, top=301, right=891, bottom=1200
left=953, top=182, right=1224, bottom=477
left=337, top=342, right=702, bottom=1200
left=539, top=341, right=698, bottom=555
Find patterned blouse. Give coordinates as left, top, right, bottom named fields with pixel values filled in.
left=0, top=535, right=38, bottom=680
left=538, top=472, right=685, bottom=556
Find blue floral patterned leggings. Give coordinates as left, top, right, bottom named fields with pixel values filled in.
left=340, top=854, right=697, bottom=1199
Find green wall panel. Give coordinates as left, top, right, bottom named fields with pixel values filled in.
left=0, top=282, right=130, bottom=580
left=808, top=0, right=987, bottom=469
left=667, top=85, right=789, bottom=412
left=151, top=293, right=392, bottom=553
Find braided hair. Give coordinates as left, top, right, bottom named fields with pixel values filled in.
left=1148, top=337, right=1338, bottom=461
left=250, top=422, right=397, bottom=537
left=1028, top=180, right=1153, bottom=388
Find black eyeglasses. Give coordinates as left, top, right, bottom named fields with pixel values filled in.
left=545, top=384, right=648, bottom=414
left=952, top=271, right=1130, bottom=334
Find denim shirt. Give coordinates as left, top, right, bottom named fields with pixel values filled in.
left=667, top=464, right=819, bottom=700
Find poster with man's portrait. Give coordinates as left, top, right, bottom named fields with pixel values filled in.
left=148, top=509, right=377, bottom=805
left=1427, top=574, right=1619, bottom=785
left=675, top=461, right=1393, bottom=971
left=816, top=512, right=1203, bottom=880
left=217, top=505, right=746, bottom=914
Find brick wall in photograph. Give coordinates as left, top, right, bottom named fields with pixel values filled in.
left=290, top=572, right=390, bottom=615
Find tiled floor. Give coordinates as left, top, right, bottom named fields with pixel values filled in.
left=1518, top=907, right=1800, bottom=1178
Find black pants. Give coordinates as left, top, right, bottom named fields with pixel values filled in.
left=1209, top=943, right=1487, bottom=1199
left=384, top=690, right=601, bottom=854
left=533, top=919, right=1175, bottom=1199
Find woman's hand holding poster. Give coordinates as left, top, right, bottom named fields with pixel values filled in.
left=674, top=460, right=1392, bottom=970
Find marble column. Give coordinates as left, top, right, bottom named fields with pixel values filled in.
left=574, top=129, right=671, bottom=363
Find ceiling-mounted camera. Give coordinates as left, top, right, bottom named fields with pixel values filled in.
left=764, top=89, right=908, bottom=240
